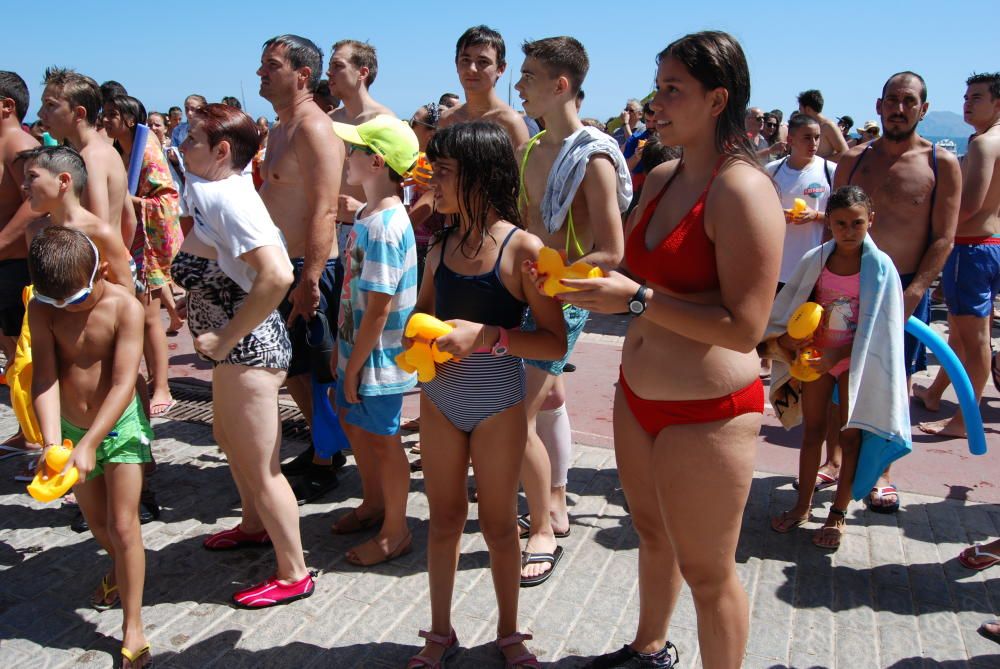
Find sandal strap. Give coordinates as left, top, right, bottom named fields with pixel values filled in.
left=406, top=655, right=440, bottom=669
left=418, top=628, right=456, bottom=647
left=829, top=507, right=848, bottom=517
left=497, top=631, right=533, bottom=648
left=504, top=652, right=541, bottom=668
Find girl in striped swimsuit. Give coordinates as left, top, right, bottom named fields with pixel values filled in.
left=405, top=121, right=566, bottom=669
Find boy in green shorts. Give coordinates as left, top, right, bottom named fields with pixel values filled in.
left=29, top=226, right=152, bottom=668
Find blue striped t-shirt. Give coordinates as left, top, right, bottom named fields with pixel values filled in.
left=337, top=203, right=418, bottom=396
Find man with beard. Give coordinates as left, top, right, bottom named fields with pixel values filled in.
left=279, top=40, right=394, bottom=500
left=257, top=35, right=346, bottom=501
left=834, top=71, right=960, bottom=513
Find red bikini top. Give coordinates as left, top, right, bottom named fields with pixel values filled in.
left=625, top=158, right=724, bottom=294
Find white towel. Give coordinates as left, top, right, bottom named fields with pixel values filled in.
left=761, top=236, right=912, bottom=499
left=539, top=127, right=632, bottom=235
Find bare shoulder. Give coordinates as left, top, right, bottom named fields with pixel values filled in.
left=1, top=129, right=38, bottom=161
left=717, top=159, right=772, bottom=191
left=643, top=158, right=680, bottom=194
left=510, top=226, right=544, bottom=257
left=840, top=141, right=869, bottom=162
left=969, top=129, right=1000, bottom=158
left=104, top=282, right=143, bottom=319
left=77, top=209, right=115, bottom=237
left=489, top=107, right=526, bottom=134
left=79, top=141, right=120, bottom=174
left=295, top=108, right=337, bottom=141
left=360, top=102, right=396, bottom=122
left=439, top=104, right=465, bottom=128
left=935, top=143, right=961, bottom=169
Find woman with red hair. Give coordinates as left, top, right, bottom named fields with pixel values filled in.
left=173, top=104, right=311, bottom=608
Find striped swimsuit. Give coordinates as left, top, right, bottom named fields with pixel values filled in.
left=423, top=226, right=527, bottom=432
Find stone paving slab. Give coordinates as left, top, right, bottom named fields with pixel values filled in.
left=1, top=400, right=999, bottom=668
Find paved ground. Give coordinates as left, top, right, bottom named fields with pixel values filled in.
left=2, top=309, right=1000, bottom=667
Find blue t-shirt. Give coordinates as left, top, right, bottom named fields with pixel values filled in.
left=337, top=203, right=418, bottom=396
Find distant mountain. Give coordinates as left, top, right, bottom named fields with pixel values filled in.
left=921, top=110, right=969, bottom=136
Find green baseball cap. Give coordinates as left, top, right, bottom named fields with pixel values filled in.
left=332, top=115, right=419, bottom=176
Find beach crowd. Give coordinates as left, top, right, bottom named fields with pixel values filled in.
left=0, top=25, right=998, bottom=669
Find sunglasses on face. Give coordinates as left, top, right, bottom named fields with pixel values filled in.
left=753, top=116, right=764, bottom=121
left=348, top=144, right=375, bottom=156
left=765, top=121, right=778, bottom=127
left=33, top=238, right=100, bottom=308
left=410, top=118, right=436, bottom=130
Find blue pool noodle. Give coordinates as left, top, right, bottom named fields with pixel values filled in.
left=127, top=124, right=150, bottom=195
left=311, top=379, right=350, bottom=457
left=905, top=316, right=987, bottom=455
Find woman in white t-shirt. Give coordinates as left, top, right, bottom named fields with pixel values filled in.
left=172, top=105, right=314, bottom=609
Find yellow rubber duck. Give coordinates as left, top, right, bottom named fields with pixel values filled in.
left=786, top=302, right=825, bottom=382
left=536, top=247, right=603, bottom=297
left=27, top=440, right=79, bottom=503
left=395, top=313, right=454, bottom=382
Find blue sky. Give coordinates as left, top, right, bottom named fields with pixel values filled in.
left=6, top=0, right=993, bottom=127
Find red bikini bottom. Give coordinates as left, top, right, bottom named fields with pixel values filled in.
left=619, top=368, right=764, bottom=436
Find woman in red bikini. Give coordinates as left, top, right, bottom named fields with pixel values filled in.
left=561, top=32, right=784, bottom=669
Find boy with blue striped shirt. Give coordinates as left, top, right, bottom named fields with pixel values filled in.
left=330, top=116, right=419, bottom=566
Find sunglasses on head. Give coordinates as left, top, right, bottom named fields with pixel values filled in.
left=33, top=237, right=100, bottom=308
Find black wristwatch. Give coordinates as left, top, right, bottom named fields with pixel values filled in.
left=627, top=286, right=649, bottom=316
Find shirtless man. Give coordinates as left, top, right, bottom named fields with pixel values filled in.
left=834, top=71, right=961, bottom=512
left=257, top=35, right=345, bottom=498
left=20, top=146, right=132, bottom=290
left=439, top=25, right=530, bottom=148
left=799, top=89, right=850, bottom=163
left=37, top=68, right=138, bottom=263
left=327, top=40, right=394, bottom=262
left=915, top=72, right=1000, bottom=438
left=278, top=39, right=394, bottom=496
left=514, top=37, right=628, bottom=584
left=0, top=73, right=39, bottom=372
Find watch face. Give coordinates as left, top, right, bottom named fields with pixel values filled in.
left=629, top=300, right=643, bottom=314
left=493, top=345, right=508, bottom=356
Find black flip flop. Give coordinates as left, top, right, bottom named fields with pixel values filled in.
left=517, top=513, right=570, bottom=539
left=519, top=546, right=564, bottom=588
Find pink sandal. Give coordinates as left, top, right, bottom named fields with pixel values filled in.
left=407, top=628, right=459, bottom=668
left=496, top=632, right=541, bottom=669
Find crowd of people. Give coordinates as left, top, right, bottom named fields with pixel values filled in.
left=0, top=24, right=998, bottom=669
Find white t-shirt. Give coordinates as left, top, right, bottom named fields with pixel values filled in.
left=181, top=173, right=290, bottom=292
left=766, top=156, right=835, bottom=283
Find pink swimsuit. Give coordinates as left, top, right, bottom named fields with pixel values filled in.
left=812, top=268, right=860, bottom=378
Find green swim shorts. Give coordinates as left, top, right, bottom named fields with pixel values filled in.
left=61, top=394, right=153, bottom=481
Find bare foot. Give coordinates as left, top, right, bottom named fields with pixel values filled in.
left=166, top=316, right=185, bottom=335
left=912, top=384, right=941, bottom=412
left=1, top=430, right=38, bottom=452
left=345, top=531, right=412, bottom=566
left=918, top=417, right=967, bottom=438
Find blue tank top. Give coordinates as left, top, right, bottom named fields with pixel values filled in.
left=434, top=226, right=526, bottom=328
